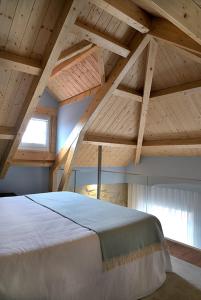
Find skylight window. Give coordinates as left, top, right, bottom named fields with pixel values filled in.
left=20, top=116, right=50, bottom=151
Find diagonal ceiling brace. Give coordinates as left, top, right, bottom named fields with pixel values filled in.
left=135, top=38, right=158, bottom=164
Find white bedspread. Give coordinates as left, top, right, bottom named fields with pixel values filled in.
left=0, top=194, right=171, bottom=300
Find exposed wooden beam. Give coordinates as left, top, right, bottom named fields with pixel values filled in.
left=60, top=85, right=142, bottom=107
left=0, top=0, right=85, bottom=178
left=59, top=85, right=101, bottom=106
left=0, top=42, right=94, bottom=77
left=143, top=138, right=201, bottom=149
left=11, top=160, right=53, bottom=167
left=151, top=79, right=201, bottom=99
left=72, top=20, right=130, bottom=57
left=60, top=78, right=201, bottom=107
left=90, top=0, right=150, bottom=33
left=150, top=18, right=201, bottom=55
left=139, top=0, right=201, bottom=46
left=0, top=51, right=42, bottom=75
left=58, top=136, right=80, bottom=191
left=34, top=106, right=58, bottom=116
left=13, top=150, right=55, bottom=161
left=113, top=86, right=142, bottom=102
left=0, top=126, right=16, bottom=140
left=51, top=44, right=98, bottom=77
left=84, top=135, right=201, bottom=150
left=84, top=135, right=137, bottom=148
left=57, top=41, right=93, bottom=65
left=97, top=47, right=105, bottom=84
left=53, top=33, right=151, bottom=174
left=135, top=39, right=158, bottom=164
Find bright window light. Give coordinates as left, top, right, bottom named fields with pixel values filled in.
left=148, top=204, right=194, bottom=245
left=20, top=117, right=49, bottom=150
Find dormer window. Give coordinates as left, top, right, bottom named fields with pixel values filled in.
left=20, top=115, right=50, bottom=151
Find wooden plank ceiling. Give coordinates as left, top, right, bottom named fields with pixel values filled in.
left=1, top=0, right=201, bottom=178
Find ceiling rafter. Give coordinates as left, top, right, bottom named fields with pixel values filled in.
left=97, top=47, right=105, bottom=85
left=0, top=51, right=42, bottom=75
left=72, top=20, right=130, bottom=57
left=53, top=33, right=151, bottom=191
left=0, top=127, right=16, bottom=140
left=57, top=41, right=93, bottom=65
left=136, top=0, right=201, bottom=46
left=84, top=135, right=137, bottom=148
left=150, top=18, right=201, bottom=56
left=83, top=135, right=201, bottom=149
left=151, top=79, right=201, bottom=99
left=135, top=38, right=158, bottom=164
left=0, top=0, right=86, bottom=178
left=59, top=86, right=101, bottom=107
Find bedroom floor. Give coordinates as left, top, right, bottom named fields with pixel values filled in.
left=142, top=255, right=201, bottom=299
left=142, top=271, right=201, bottom=300
left=166, top=239, right=201, bottom=268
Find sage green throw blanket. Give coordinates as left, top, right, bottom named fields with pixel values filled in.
left=27, top=192, right=164, bottom=269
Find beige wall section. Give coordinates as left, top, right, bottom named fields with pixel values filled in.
left=76, top=183, right=128, bottom=207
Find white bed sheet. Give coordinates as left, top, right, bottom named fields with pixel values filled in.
left=0, top=194, right=171, bottom=300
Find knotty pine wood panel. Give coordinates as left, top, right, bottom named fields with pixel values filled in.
left=0, top=0, right=65, bottom=59
left=78, top=2, right=135, bottom=46
left=152, top=42, right=201, bottom=91
left=145, top=92, right=201, bottom=141
left=75, top=143, right=134, bottom=167
left=0, top=0, right=18, bottom=49
left=48, top=52, right=102, bottom=101
left=87, top=94, right=141, bottom=140
left=121, top=46, right=147, bottom=91
left=59, top=1, right=135, bottom=78
left=0, top=0, right=64, bottom=128
left=0, top=69, right=33, bottom=127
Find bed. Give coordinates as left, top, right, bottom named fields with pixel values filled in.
left=0, top=191, right=171, bottom=300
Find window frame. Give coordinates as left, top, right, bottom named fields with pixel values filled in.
left=19, top=114, right=51, bottom=152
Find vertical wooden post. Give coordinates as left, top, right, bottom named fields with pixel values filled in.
left=97, top=145, right=102, bottom=199
left=73, top=170, right=77, bottom=192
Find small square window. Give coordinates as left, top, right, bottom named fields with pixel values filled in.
left=19, top=116, right=50, bottom=151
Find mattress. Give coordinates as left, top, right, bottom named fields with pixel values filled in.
left=0, top=192, right=171, bottom=300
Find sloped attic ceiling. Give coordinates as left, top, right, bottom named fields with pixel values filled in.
left=75, top=39, right=201, bottom=167
left=1, top=0, right=201, bottom=183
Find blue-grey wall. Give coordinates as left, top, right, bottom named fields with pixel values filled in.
left=0, top=89, right=58, bottom=195
left=126, top=156, right=201, bottom=181
left=40, top=88, right=58, bottom=108
left=65, top=157, right=201, bottom=191
left=0, top=167, right=49, bottom=195
left=57, top=95, right=93, bottom=152
left=124, top=156, right=201, bottom=192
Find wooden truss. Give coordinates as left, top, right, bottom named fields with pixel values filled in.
left=1, top=0, right=201, bottom=190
